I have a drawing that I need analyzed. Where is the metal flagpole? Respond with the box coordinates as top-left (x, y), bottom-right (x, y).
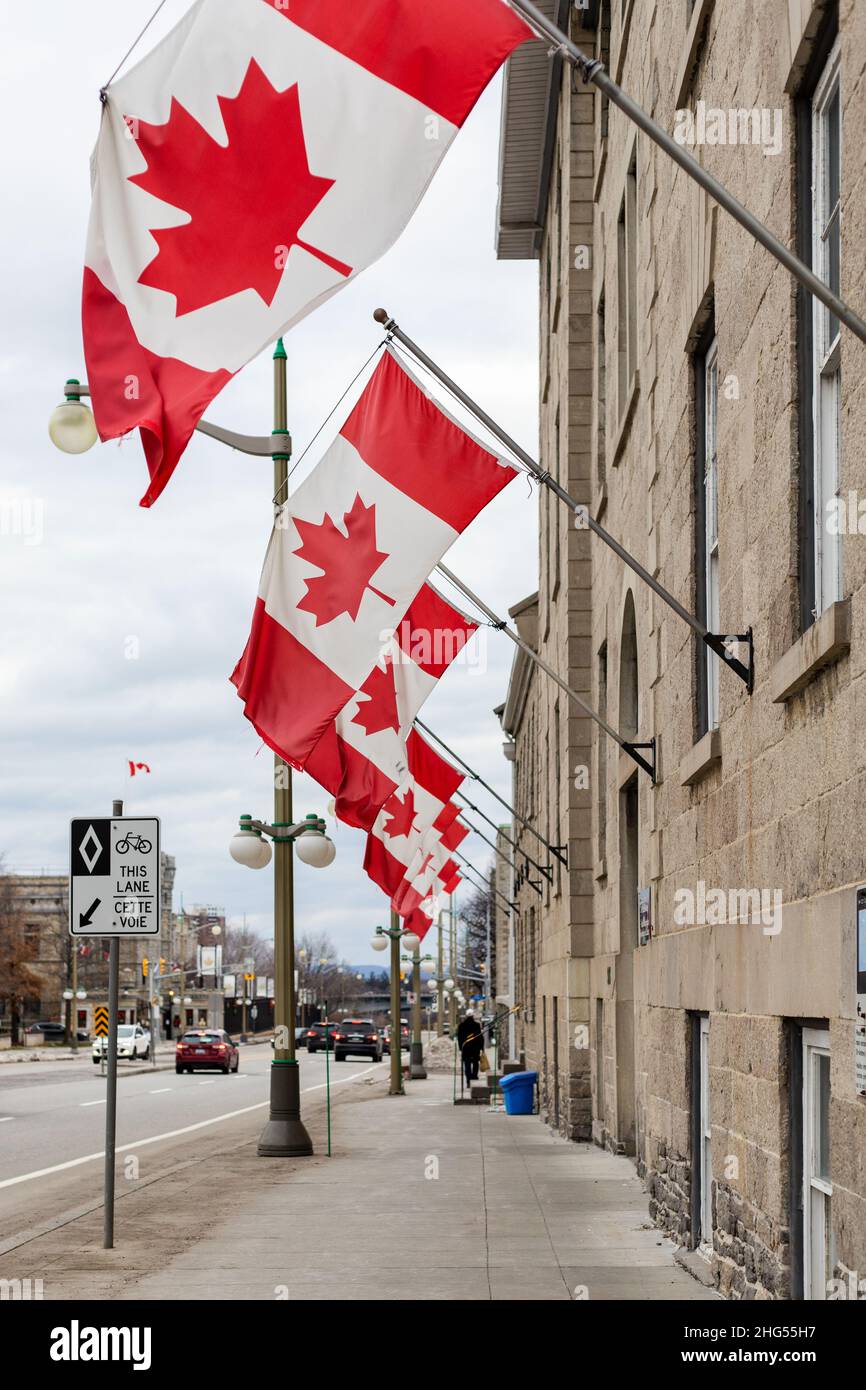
top-left (415, 718), bottom-right (567, 866)
top-left (454, 850), bottom-right (519, 914)
top-left (458, 812), bottom-right (542, 895)
top-left (375, 309), bottom-right (753, 692)
top-left (437, 560), bottom-right (655, 779)
top-left (506, 0), bottom-right (866, 348)
top-left (455, 788), bottom-right (552, 883)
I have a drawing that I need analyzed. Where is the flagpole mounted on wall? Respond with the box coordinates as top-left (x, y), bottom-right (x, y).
top-left (506, 0), bottom-right (866, 348)
top-left (373, 309), bottom-right (754, 697)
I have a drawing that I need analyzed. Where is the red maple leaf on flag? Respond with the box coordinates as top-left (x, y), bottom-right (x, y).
top-left (351, 659), bottom-right (400, 737)
top-left (127, 59), bottom-right (352, 317)
top-left (383, 790), bottom-right (419, 841)
top-left (293, 493), bottom-right (395, 627)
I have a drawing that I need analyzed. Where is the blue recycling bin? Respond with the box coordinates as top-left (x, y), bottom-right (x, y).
top-left (499, 1070), bottom-right (537, 1115)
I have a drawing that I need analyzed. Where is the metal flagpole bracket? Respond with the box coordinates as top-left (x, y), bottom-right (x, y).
top-left (506, 0), bottom-right (866, 347)
top-left (621, 738), bottom-right (656, 784)
top-left (378, 312), bottom-right (757, 710)
top-left (707, 628), bottom-right (754, 694)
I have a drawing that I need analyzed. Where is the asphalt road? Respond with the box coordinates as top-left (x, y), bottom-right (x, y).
top-left (0, 1044), bottom-right (386, 1254)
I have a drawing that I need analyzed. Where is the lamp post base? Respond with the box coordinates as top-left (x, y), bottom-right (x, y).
top-left (409, 1040), bottom-right (427, 1080)
top-left (258, 1061), bottom-right (313, 1156)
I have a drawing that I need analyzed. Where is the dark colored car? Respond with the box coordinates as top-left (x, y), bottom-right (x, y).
top-left (305, 1021), bottom-right (337, 1053)
top-left (332, 1019), bottom-right (383, 1062)
top-left (175, 1029), bottom-right (239, 1074)
top-left (26, 1022), bottom-right (66, 1039)
top-left (382, 1023), bottom-right (410, 1055)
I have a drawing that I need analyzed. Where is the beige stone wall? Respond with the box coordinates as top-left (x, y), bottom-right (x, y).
top-left (502, 7), bottom-right (598, 1141)
top-left (583, 0), bottom-right (866, 1295)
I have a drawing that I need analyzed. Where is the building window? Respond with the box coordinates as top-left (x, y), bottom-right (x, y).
top-left (616, 150), bottom-right (638, 424)
top-left (597, 643), bottom-right (608, 863)
top-left (811, 42), bottom-right (842, 617)
top-left (695, 322), bottom-right (720, 735)
top-left (596, 294), bottom-right (607, 487)
top-left (802, 1028), bottom-right (833, 1299)
top-left (797, 18), bottom-right (841, 629)
top-left (596, 1), bottom-right (611, 141)
top-left (690, 1013), bottom-right (713, 1252)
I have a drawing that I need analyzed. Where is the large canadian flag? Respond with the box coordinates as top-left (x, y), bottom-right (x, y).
top-left (81, 0), bottom-right (531, 505)
top-left (304, 582), bottom-right (477, 829)
top-left (232, 349), bottom-right (515, 766)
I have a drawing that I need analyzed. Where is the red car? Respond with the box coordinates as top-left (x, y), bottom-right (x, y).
top-left (175, 1029), bottom-right (239, 1075)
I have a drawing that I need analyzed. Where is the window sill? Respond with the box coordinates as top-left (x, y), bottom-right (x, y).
top-left (769, 598), bottom-right (851, 703)
top-left (674, 0), bottom-right (714, 108)
top-left (680, 727), bottom-right (721, 787)
top-left (611, 372), bottom-right (640, 468)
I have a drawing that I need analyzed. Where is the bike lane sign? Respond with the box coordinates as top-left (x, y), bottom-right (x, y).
top-left (69, 817), bottom-right (161, 936)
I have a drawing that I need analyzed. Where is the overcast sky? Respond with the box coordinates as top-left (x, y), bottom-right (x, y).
top-left (0, 1), bottom-right (539, 963)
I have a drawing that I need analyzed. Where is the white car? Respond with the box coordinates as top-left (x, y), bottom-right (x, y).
top-left (92, 1023), bottom-right (151, 1063)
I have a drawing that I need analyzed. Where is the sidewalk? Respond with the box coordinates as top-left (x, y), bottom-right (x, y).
top-left (130, 1074), bottom-right (716, 1300)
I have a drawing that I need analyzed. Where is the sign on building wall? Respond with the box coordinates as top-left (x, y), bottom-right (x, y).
top-left (638, 887), bottom-right (652, 947)
top-left (856, 887), bottom-right (866, 1098)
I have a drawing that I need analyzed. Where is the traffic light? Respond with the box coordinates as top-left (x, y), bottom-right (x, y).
top-left (142, 957), bottom-right (149, 981)
top-left (159, 958), bottom-right (166, 975)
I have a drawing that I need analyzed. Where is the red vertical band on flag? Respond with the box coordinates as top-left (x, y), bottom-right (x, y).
top-left (82, 268), bottom-right (232, 507)
top-left (340, 352), bottom-right (514, 532)
top-left (394, 583), bottom-right (476, 677)
top-left (231, 598), bottom-right (355, 766)
top-left (406, 728), bottom-right (463, 803)
top-left (263, 0), bottom-right (532, 128)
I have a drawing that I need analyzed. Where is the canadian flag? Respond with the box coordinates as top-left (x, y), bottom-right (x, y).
top-left (82, 0), bottom-right (531, 505)
top-left (232, 348), bottom-right (514, 767)
top-left (364, 728), bottom-right (465, 915)
top-left (304, 583), bottom-right (477, 830)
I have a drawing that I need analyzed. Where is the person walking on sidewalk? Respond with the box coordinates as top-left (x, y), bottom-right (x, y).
top-left (457, 1009), bottom-right (484, 1089)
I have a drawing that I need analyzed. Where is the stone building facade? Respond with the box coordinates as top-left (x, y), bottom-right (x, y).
top-left (497, 0), bottom-right (866, 1298)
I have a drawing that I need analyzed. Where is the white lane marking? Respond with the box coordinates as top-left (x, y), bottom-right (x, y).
top-left (198, 1080), bottom-right (216, 1086)
top-left (0, 1063), bottom-right (383, 1189)
top-left (149, 1088), bottom-right (172, 1094)
top-left (0, 1117), bottom-right (13, 1123)
top-left (80, 1099), bottom-right (106, 1107)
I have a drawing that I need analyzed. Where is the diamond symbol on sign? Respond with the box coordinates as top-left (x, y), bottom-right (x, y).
top-left (79, 824), bottom-right (103, 873)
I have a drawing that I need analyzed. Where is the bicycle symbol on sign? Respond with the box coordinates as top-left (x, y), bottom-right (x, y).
top-left (115, 832), bottom-right (152, 854)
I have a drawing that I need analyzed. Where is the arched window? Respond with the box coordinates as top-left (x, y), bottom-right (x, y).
top-left (619, 590), bottom-right (639, 739)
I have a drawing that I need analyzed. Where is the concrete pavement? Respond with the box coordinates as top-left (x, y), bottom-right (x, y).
top-left (0, 1066), bottom-right (717, 1300)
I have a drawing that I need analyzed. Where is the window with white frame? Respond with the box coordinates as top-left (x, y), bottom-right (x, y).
top-left (616, 150), bottom-right (638, 424)
top-left (811, 39), bottom-right (842, 617)
top-left (695, 324), bottom-right (719, 735)
top-left (703, 337), bottom-right (720, 730)
top-left (802, 1028), bottom-right (833, 1300)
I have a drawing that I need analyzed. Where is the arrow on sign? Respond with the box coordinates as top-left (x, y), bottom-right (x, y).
top-left (79, 898), bottom-right (101, 929)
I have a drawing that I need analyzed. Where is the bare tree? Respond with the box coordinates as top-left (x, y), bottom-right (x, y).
top-left (223, 926), bottom-right (273, 976)
top-left (0, 866), bottom-right (43, 1046)
top-left (459, 879), bottom-right (495, 985)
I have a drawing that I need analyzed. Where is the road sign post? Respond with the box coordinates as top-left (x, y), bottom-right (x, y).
top-left (69, 804), bottom-right (161, 1249)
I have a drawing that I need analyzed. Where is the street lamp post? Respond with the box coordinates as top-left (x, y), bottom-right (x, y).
top-left (230, 810), bottom-right (335, 1155)
top-left (51, 343), bottom-right (336, 1158)
top-left (401, 946), bottom-right (434, 1080)
top-left (370, 914), bottom-right (417, 1096)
